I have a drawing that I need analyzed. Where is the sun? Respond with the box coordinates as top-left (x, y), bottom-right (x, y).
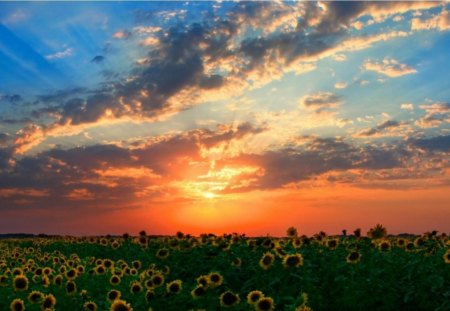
top-left (203, 192), bottom-right (216, 199)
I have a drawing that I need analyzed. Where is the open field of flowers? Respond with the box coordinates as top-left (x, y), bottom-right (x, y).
top-left (1, 226), bottom-right (449, 311)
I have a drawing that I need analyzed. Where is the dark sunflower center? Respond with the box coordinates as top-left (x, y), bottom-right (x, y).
top-left (222, 292), bottom-right (238, 305)
top-left (258, 299), bottom-right (272, 310)
top-left (286, 256), bottom-right (299, 266)
top-left (349, 252), bottom-right (360, 261)
top-left (15, 278), bottom-right (27, 289)
top-left (169, 283), bottom-right (180, 292)
top-left (194, 286), bottom-right (206, 296)
top-left (262, 256), bottom-right (272, 265)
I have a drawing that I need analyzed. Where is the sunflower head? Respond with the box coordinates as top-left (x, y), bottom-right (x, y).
top-left (256, 297), bottom-right (275, 311)
top-left (286, 226), bottom-right (298, 238)
top-left (346, 251), bottom-right (362, 264)
top-left (326, 239), bottom-right (339, 250)
top-left (282, 254), bottom-right (303, 268)
top-left (379, 240), bottom-right (391, 252)
top-left (66, 280), bottom-right (77, 294)
top-left (196, 275), bottom-right (209, 287)
top-left (151, 273), bottom-right (165, 287)
top-left (28, 290), bottom-right (44, 303)
top-left (130, 281), bottom-right (143, 294)
top-left (444, 250), bottom-right (450, 264)
top-left (145, 290), bottom-right (155, 302)
top-left (9, 299), bottom-right (25, 311)
top-left (107, 289), bottom-right (121, 302)
top-left (220, 291), bottom-right (240, 307)
top-left (207, 272), bottom-right (223, 287)
top-left (13, 275), bottom-right (28, 291)
top-left (83, 301), bottom-right (98, 311)
top-left (259, 252), bottom-right (275, 270)
top-left (191, 285), bottom-right (206, 298)
top-left (110, 275), bottom-right (121, 286)
top-left (41, 294), bottom-right (56, 310)
top-left (166, 280), bottom-right (182, 294)
top-left (110, 299), bottom-right (132, 311)
top-left (156, 248), bottom-right (169, 259)
top-left (247, 290), bottom-right (264, 305)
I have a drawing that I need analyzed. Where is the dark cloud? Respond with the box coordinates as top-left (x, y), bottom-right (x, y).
top-left (410, 135), bottom-right (450, 152)
top-left (0, 94), bottom-right (22, 104)
top-left (357, 120), bottom-right (402, 137)
top-left (91, 55), bottom-right (105, 63)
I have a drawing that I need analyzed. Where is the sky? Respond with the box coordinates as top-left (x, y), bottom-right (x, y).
top-left (0, 1), bottom-right (449, 236)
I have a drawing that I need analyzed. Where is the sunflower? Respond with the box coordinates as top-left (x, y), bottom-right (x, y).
top-left (145, 290), bottom-right (155, 302)
top-left (132, 260), bottom-right (141, 270)
top-left (414, 237), bottom-right (425, 247)
top-left (396, 238), bottom-right (406, 248)
top-left (282, 254), bottom-right (303, 268)
top-left (207, 272), bottom-right (223, 287)
top-left (346, 251), bottom-right (361, 264)
top-left (292, 238), bottom-right (303, 249)
top-left (166, 280), bottom-right (183, 294)
top-left (247, 290), bottom-right (264, 305)
top-left (220, 291), bottom-right (240, 307)
top-left (196, 275), bottom-right (209, 287)
top-left (191, 285), bottom-right (206, 298)
top-left (295, 307), bottom-right (313, 311)
top-left (13, 275), bottom-right (28, 291)
top-left (10, 299), bottom-right (25, 311)
top-left (444, 250), bottom-right (450, 264)
top-left (255, 297), bottom-right (275, 311)
top-left (54, 274), bottom-right (63, 286)
top-left (286, 226), bottom-right (298, 238)
top-left (405, 242), bottom-right (415, 252)
top-left (151, 273), bottom-right (165, 287)
top-left (83, 301), bottom-right (98, 311)
top-left (110, 299), bottom-right (132, 311)
top-left (156, 248), bottom-right (169, 259)
top-left (379, 240), bottom-right (391, 252)
top-left (231, 258), bottom-right (242, 267)
top-left (259, 252), bottom-right (275, 270)
top-left (41, 294), bottom-right (56, 310)
top-left (41, 276), bottom-right (50, 287)
top-left (95, 265), bottom-right (106, 275)
top-left (130, 281), bottom-right (143, 294)
top-left (28, 290), bottom-right (44, 303)
top-left (107, 289), bottom-right (121, 302)
top-left (326, 239), bottom-right (339, 250)
top-left (0, 275), bottom-right (8, 286)
top-left (110, 275), bottom-right (121, 286)
top-left (66, 280), bottom-right (77, 295)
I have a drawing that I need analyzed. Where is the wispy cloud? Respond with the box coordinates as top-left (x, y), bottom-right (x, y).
top-left (362, 57), bottom-right (417, 77)
top-left (45, 47), bottom-right (73, 60)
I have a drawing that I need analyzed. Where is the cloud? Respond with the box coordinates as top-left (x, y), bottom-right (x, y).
top-left (112, 30), bottom-right (132, 39)
top-left (6, 2), bottom-right (437, 154)
top-left (362, 57), bottom-right (417, 77)
top-left (355, 120), bottom-right (408, 137)
top-left (299, 92), bottom-right (342, 114)
top-left (415, 102), bottom-right (450, 128)
top-left (334, 82), bottom-right (348, 89)
top-left (410, 135), bottom-right (450, 152)
top-left (45, 47), bottom-right (73, 60)
top-left (411, 10), bottom-right (450, 31)
top-left (90, 55), bottom-right (105, 63)
top-left (401, 103), bottom-right (414, 110)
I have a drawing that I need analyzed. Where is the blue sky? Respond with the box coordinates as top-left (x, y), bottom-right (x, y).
top-left (0, 1), bottom-right (449, 235)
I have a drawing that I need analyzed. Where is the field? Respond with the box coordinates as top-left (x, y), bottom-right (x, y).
top-left (1, 226), bottom-right (449, 311)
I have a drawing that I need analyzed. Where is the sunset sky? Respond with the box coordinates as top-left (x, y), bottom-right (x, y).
top-left (0, 1), bottom-right (449, 236)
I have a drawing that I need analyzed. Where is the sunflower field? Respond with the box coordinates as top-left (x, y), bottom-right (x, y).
top-left (0, 226), bottom-right (449, 311)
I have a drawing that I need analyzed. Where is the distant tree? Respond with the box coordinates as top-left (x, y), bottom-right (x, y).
top-left (367, 224), bottom-right (387, 239)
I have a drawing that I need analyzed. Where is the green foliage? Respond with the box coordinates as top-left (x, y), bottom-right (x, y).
top-left (0, 231), bottom-right (449, 311)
